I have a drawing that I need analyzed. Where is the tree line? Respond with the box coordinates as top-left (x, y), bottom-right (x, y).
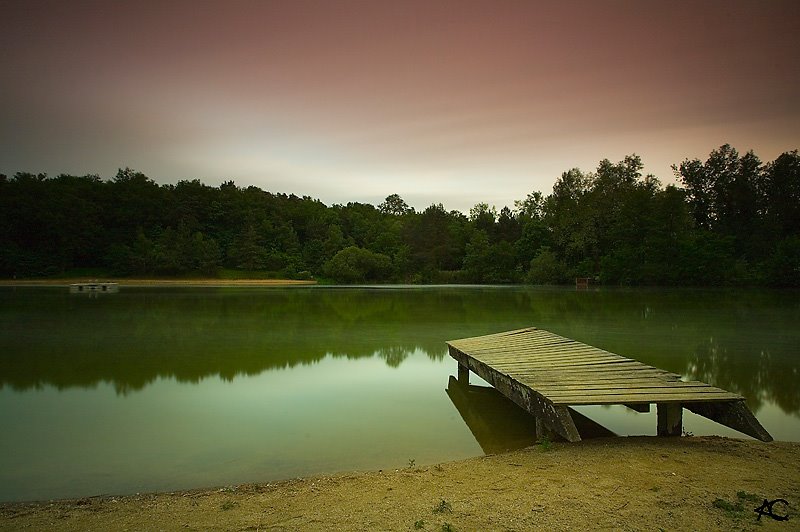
top-left (1, 144), bottom-right (797, 286)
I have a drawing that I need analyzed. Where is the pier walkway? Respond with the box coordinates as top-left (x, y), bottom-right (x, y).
top-left (447, 327), bottom-right (772, 443)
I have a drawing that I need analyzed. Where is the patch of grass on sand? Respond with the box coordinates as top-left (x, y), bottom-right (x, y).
top-left (713, 490), bottom-right (767, 520)
top-left (537, 434), bottom-right (552, 451)
top-left (712, 497), bottom-right (745, 518)
top-left (433, 500), bottom-right (452, 514)
top-left (220, 500), bottom-right (237, 511)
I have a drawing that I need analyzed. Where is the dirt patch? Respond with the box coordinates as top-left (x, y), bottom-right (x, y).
top-left (2, 436), bottom-right (797, 531)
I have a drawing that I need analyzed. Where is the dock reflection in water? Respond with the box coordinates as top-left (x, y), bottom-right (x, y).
top-left (445, 375), bottom-right (616, 453)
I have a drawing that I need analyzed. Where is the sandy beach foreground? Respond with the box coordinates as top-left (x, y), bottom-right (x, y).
top-left (1, 437), bottom-right (797, 531)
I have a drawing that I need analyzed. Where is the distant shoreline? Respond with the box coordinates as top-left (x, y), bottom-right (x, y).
top-left (0, 279), bottom-right (317, 287)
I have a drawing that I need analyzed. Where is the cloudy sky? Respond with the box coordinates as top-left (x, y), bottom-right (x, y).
top-left (1, 0), bottom-right (798, 212)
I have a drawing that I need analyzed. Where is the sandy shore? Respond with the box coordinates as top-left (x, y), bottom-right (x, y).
top-left (1, 436), bottom-right (797, 531)
top-left (0, 278), bottom-right (317, 287)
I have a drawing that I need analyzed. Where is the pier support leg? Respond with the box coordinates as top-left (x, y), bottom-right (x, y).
top-left (657, 403), bottom-right (683, 436)
top-left (536, 417), bottom-right (556, 442)
top-left (685, 400), bottom-right (773, 442)
top-left (457, 363), bottom-right (469, 385)
top-left (448, 345), bottom-right (581, 442)
top-left (540, 405), bottom-right (581, 442)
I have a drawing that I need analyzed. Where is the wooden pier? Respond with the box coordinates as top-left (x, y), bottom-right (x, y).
top-left (69, 282), bottom-right (118, 294)
top-left (447, 327), bottom-right (773, 443)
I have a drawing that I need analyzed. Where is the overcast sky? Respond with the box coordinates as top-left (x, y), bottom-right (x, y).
top-left (1, 0), bottom-right (798, 212)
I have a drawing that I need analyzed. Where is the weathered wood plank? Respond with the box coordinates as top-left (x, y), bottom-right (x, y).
top-left (550, 393), bottom-right (740, 405)
top-left (530, 381), bottom-right (728, 392)
top-left (514, 373), bottom-right (681, 383)
top-left (520, 378), bottom-right (685, 387)
top-left (475, 347), bottom-right (612, 359)
top-left (479, 350), bottom-right (626, 362)
top-left (542, 387), bottom-right (735, 398)
top-left (458, 344), bottom-right (588, 356)
top-left (513, 367), bottom-right (676, 375)
top-left (452, 336), bottom-right (574, 350)
top-left (490, 359), bottom-right (644, 369)
top-left (460, 337), bottom-right (591, 349)
top-left (685, 400), bottom-right (773, 442)
top-left (481, 358), bottom-right (630, 369)
top-left (514, 369), bottom-right (680, 379)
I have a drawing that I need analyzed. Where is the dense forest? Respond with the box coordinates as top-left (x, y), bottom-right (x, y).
top-left (1, 144), bottom-right (798, 286)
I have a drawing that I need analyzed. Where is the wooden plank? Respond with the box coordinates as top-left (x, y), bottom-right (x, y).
top-left (529, 381), bottom-right (724, 392)
top-left (541, 387), bottom-right (734, 398)
top-left (550, 393), bottom-right (740, 405)
top-left (514, 371), bottom-right (681, 386)
top-left (520, 378), bottom-right (686, 387)
top-left (452, 335), bottom-right (573, 350)
top-left (449, 328), bottom-right (542, 342)
top-left (514, 368), bottom-right (679, 378)
top-left (482, 351), bottom-right (624, 361)
top-left (489, 364), bottom-right (620, 372)
top-left (685, 401), bottom-right (773, 442)
top-left (494, 360), bottom-right (637, 370)
top-left (490, 353), bottom-right (631, 364)
top-left (463, 339), bottom-right (595, 351)
top-left (446, 328), bottom-right (536, 345)
top-left (473, 347), bottom-right (610, 359)
top-left (513, 367), bottom-right (676, 375)
top-left (458, 343), bottom-right (585, 356)
top-left (489, 361), bottom-right (638, 372)
top-left (512, 366), bottom-right (674, 375)
top-left (456, 334), bottom-right (570, 346)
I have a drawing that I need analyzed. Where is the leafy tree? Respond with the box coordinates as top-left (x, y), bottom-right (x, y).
top-left (762, 150), bottom-right (800, 239)
top-left (463, 230), bottom-right (492, 282)
top-left (514, 191), bottom-right (544, 220)
top-left (229, 222), bottom-right (268, 271)
top-left (378, 194), bottom-right (412, 216)
top-left (527, 248), bottom-right (564, 284)
top-left (495, 206), bottom-right (521, 243)
top-left (404, 203), bottom-right (465, 273)
top-left (468, 202), bottom-right (497, 234)
top-left (324, 246), bottom-right (392, 283)
top-left (765, 236), bottom-right (800, 287)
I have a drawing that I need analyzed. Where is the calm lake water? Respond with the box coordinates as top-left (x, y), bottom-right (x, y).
top-left (1, 286), bottom-right (798, 502)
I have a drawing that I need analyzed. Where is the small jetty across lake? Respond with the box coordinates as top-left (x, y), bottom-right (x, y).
top-left (447, 327), bottom-right (773, 443)
top-left (69, 282), bottom-right (119, 294)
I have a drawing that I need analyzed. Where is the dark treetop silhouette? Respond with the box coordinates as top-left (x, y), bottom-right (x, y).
top-left (1, 145), bottom-right (798, 286)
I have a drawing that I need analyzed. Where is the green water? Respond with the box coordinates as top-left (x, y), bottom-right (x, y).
top-left (1, 286), bottom-right (798, 502)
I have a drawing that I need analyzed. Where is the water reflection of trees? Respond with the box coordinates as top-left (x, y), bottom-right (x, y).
top-left (0, 287), bottom-right (797, 412)
top-left (686, 336), bottom-right (799, 415)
